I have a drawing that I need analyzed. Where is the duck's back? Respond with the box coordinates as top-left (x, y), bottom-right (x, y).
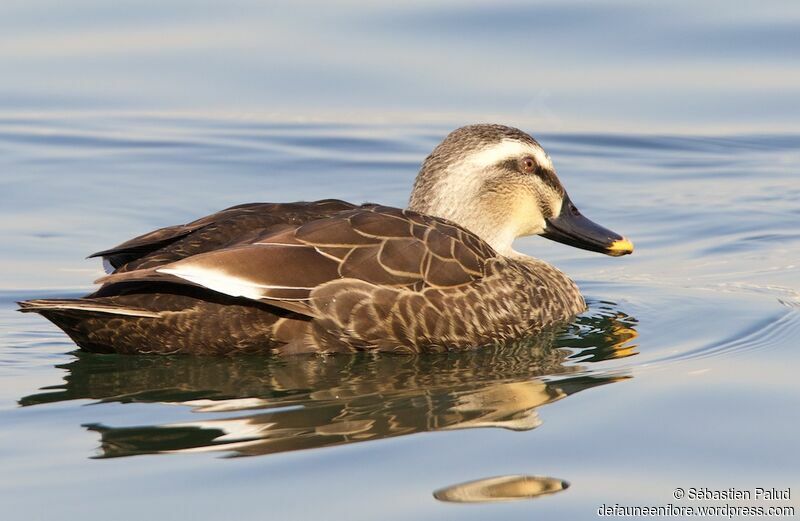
top-left (91, 199), bottom-right (358, 273)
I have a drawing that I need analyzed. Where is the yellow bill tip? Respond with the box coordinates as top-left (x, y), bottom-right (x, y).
top-left (607, 238), bottom-right (634, 256)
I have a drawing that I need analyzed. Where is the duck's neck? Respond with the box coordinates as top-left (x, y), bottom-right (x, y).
top-left (408, 178), bottom-right (519, 256)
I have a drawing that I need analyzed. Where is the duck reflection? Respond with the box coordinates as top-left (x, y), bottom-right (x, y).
top-left (19, 303), bottom-right (638, 459)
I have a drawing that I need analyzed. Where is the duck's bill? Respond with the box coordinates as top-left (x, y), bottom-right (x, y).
top-left (541, 196), bottom-right (633, 257)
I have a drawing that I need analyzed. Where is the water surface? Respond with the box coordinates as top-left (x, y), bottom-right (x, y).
top-left (1, 114), bottom-right (798, 520)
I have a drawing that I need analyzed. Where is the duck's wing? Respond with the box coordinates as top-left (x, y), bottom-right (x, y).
top-left (89, 199), bottom-right (358, 273)
top-left (96, 205), bottom-right (497, 317)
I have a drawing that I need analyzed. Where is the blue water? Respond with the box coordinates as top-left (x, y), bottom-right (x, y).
top-left (1, 2), bottom-right (799, 520)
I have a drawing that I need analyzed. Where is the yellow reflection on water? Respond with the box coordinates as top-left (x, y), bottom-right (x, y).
top-left (434, 475), bottom-right (569, 503)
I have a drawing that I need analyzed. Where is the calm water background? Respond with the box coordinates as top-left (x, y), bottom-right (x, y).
top-left (1, 1), bottom-right (799, 520)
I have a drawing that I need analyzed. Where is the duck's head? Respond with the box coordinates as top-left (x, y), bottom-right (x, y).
top-left (408, 124), bottom-right (633, 257)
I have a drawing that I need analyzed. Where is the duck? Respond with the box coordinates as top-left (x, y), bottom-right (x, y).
top-left (18, 124), bottom-right (633, 355)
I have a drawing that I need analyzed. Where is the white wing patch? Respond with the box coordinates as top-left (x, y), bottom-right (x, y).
top-left (157, 266), bottom-right (315, 301)
top-left (157, 266), bottom-right (265, 300)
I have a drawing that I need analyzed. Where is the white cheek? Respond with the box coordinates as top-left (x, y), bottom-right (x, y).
top-left (527, 217), bottom-right (547, 235)
top-left (520, 204), bottom-right (547, 236)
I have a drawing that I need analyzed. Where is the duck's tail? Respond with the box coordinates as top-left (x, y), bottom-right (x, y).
top-left (17, 294), bottom-right (297, 355)
top-left (18, 299), bottom-right (164, 354)
top-left (18, 299), bottom-right (162, 318)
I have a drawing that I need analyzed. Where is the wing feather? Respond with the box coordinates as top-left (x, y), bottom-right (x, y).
top-left (92, 204), bottom-right (498, 321)
top-left (91, 199), bottom-right (357, 272)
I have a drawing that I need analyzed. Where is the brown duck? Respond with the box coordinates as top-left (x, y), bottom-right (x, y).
top-left (19, 124), bottom-right (633, 355)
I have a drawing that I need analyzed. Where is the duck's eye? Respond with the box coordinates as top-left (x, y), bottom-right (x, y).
top-left (519, 156), bottom-right (537, 174)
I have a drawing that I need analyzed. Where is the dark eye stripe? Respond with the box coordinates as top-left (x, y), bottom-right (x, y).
top-left (500, 159), bottom-right (518, 171)
top-left (499, 159), bottom-right (565, 194)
